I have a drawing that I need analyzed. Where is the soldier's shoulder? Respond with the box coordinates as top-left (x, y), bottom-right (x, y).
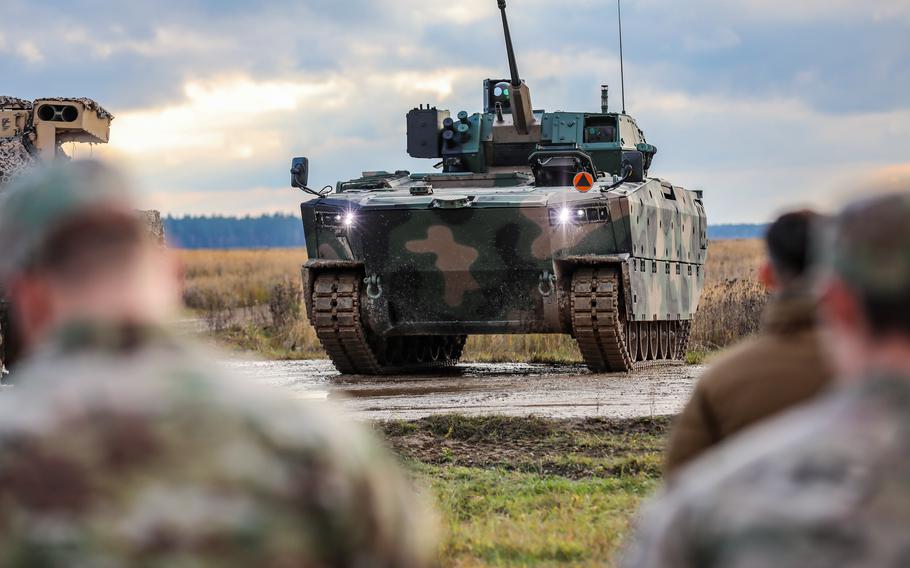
top-left (692, 335), bottom-right (770, 388)
top-left (661, 391), bottom-right (844, 504)
top-left (3, 340), bottom-right (364, 454)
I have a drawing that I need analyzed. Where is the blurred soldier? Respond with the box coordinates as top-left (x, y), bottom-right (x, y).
top-left (621, 192), bottom-right (910, 567)
top-left (664, 211), bottom-right (832, 476)
top-left (0, 160), bottom-right (435, 567)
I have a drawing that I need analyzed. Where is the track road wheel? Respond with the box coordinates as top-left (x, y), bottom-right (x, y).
top-left (626, 320), bottom-right (639, 362)
top-left (668, 322), bottom-right (679, 359)
top-left (648, 322), bottom-right (659, 360)
top-left (638, 321), bottom-right (648, 362)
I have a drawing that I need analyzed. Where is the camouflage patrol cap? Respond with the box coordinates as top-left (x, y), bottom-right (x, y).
top-left (0, 159), bottom-right (137, 282)
top-left (824, 192), bottom-right (910, 297)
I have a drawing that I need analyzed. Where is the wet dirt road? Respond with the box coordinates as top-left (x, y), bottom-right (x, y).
top-left (225, 359), bottom-right (704, 420)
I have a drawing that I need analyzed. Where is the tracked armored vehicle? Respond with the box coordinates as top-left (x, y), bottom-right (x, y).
top-left (0, 96), bottom-right (164, 374)
top-left (291, 1), bottom-right (707, 374)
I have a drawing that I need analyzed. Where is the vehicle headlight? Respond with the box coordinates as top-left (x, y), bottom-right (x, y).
top-left (548, 205), bottom-right (611, 226)
top-left (315, 208), bottom-right (357, 229)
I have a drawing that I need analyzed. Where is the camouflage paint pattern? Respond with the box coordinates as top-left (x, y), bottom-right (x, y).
top-left (300, 172), bottom-right (706, 336)
top-left (0, 323), bottom-right (435, 566)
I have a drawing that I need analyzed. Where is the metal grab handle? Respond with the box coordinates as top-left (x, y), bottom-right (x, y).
top-left (364, 275), bottom-right (383, 300)
top-left (538, 271), bottom-right (557, 297)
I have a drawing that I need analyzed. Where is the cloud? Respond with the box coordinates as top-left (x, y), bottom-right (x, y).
top-left (682, 28), bottom-right (740, 52)
top-left (108, 76), bottom-right (339, 159)
top-left (622, 87), bottom-right (910, 221)
top-left (848, 163), bottom-right (910, 198)
top-left (61, 27), bottom-right (230, 59)
top-left (147, 186), bottom-right (302, 217)
top-left (14, 41), bottom-right (43, 64)
top-left (4, 0), bottom-right (907, 223)
top-left (637, 0), bottom-right (910, 24)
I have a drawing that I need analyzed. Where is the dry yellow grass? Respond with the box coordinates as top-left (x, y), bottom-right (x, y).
top-left (180, 248), bottom-right (304, 310)
top-left (179, 241), bottom-right (768, 361)
top-left (691, 239), bottom-right (768, 350)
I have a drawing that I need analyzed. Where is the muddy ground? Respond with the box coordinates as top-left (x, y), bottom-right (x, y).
top-left (226, 359), bottom-right (703, 421)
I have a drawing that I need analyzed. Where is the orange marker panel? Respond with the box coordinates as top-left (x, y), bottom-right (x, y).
top-left (573, 171), bottom-right (594, 193)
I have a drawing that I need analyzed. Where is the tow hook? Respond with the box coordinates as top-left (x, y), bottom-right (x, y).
top-left (538, 271), bottom-right (557, 297)
top-left (364, 274), bottom-right (383, 300)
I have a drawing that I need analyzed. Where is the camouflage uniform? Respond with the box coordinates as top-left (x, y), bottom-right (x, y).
top-left (0, 322), bottom-right (435, 567)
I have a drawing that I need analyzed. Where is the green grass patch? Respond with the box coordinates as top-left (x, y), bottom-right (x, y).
top-left (379, 414), bottom-right (671, 567)
top-left (423, 464), bottom-right (655, 566)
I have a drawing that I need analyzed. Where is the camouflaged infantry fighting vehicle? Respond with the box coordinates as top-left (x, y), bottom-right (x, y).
top-left (290, 0), bottom-right (707, 374)
top-left (0, 96), bottom-right (164, 374)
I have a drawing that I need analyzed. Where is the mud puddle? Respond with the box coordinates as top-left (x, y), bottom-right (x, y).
top-left (224, 359), bottom-right (703, 420)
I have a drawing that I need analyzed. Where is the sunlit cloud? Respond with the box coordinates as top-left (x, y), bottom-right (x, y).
top-left (15, 41), bottom-right (43, 64)
top-left (862, 163), bottom-right (910, 196)
top-left (108, 76), bottom-right (339, 159)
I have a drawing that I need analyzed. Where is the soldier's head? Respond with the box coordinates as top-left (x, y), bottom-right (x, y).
top-left (0, 160), bottom-right (179, 351)
top-left (759, 210), bottom-right (819, 292)
top-left (817, 192), bottom-right (910, 378)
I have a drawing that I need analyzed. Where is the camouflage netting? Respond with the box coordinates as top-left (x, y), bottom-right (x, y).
top-left (140, 210), bottom-right (166, 245)
top-left (0, 97), bottom-right (32, 111)
top-left (0, 137), bottom-right (37, 187)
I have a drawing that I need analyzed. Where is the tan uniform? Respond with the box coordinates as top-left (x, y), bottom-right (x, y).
top-left (665, 291), bottom-right (832, 476)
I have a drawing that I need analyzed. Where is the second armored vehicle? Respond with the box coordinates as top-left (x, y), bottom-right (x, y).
top-left (0, 96), bottom-right (164, 374)
top-left (291, 1), bottom-right (707, 374)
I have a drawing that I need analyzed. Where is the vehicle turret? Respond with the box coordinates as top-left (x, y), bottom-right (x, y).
top-left (403, 1), bottom-right (656, 187)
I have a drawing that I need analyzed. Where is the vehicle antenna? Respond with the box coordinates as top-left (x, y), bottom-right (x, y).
top-left (617, 0), bottom-right (626, 114)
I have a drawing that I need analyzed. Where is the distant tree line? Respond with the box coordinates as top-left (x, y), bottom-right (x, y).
top-left (163, 214), bottom-right (768, 250)
top-left (707, 224), bottom-right (768, 240)
top-left (163, 214), bottom-right (305, 249)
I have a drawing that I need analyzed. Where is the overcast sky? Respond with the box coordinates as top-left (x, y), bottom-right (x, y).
top-left (3, 0), bottom-right (908, 223)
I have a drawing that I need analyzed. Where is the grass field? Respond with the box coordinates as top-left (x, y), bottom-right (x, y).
top-left (178, 239), bottom-right (768, 362)
top-left (379, 414), bottom-right (668, 567)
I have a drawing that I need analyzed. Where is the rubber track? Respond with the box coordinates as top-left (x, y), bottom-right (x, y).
top-left (311, 270), bottom-right (466, 375)
top-left (571, 266), bottom-right (634, 372)
top-left (571, 266), bottom-right (689, 373)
